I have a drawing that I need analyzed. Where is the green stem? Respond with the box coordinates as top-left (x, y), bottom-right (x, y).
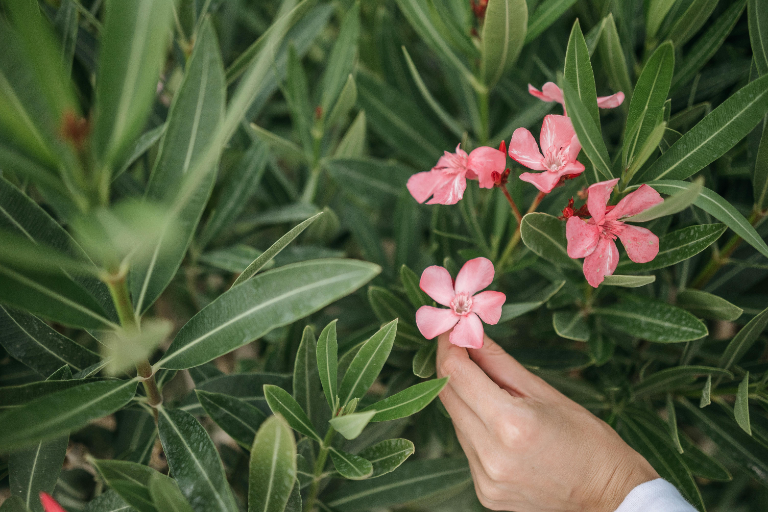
top-left (304, 427), bottom-right (336, 512)
top-left (502, 186), bottom-right (523, 224)
top-left (689, 210), bottom-right (765, 289)
top-left (104, 269), bottom-right (162, 420)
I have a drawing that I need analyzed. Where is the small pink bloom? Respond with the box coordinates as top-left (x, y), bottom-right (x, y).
top-left (508, 115), bottom-right (585, 193)
top-left (565, 178), bottom-right (663, 287)
top-left (528, 82), bottom-right (625, 111)
top-left (415, 258), bottom-right (506, 349)
top-left (407, 144), bottom-right (506, 205)
top-left (41, 493), bottom-right (67, 512)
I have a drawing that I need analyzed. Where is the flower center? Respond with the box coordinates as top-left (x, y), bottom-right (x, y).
top-left (451, 293), bottom-right (473, 316)
top-left (543, 146), bottom-right (567, 172)
top-left (599, 219), bottom-right (624, 240)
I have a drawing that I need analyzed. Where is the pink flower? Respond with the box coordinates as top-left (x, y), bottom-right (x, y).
top-left (528, 82), bottom-right (625, 111)
top-left (508, 115), bottom-right (585, 193)
top-left (41, 493), bottom-right (67, 512)
top-left (407, 144), bottom-right (506, 205)
top-left (415, 257), bottom-right (506, 349)
top-left (565, 178), bottom-right (663, 287)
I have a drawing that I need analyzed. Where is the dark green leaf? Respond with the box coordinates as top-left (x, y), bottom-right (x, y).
top-left (754, 120), bottom-right (768, 211)
top-left (248, 415), bottom-right (297, 512)
top-left (359, 439), bottom-right (414, 478)
top-left (157, 407), bottom-right (238, 512)
top-left (196, 390), bottom-right (267, 449)
top-left (521, 213), bottom-right (580, 269)
top-left (179, 373), bottom-right (290, 415)
top-left (735, 372), bottom-right (752, 435)
top-left (9, 437), bottom-right (68, 512)
top-left (362, 378), bottom-right (447, 422)
top-left (321, 4), bottom-right (360, 112)
top-left (601, 275), bottom-right (656, 287)
top-left (82, 490), bottom-right (132, 512)
top-left (676, 290), bottom-right (743, 321)
top-left (562, 81), bottom-right (612, 179)
top-left (634, 366), bottom-right (733, 398)
top-left (149, 473), bottom-right (194, 512)
top-left (293, 326), bottom-right (328, 433)
top-left (678, 432), bottom-right (732, 481)
top-left (524, 0), bottom-right (577, 44)
top-left (92, 459), bottom-right (162, 512)
top-left (339, 320), bottom-right (397, 407)
top-left (330, 448), bottom-right (373, 480)
top-left (552, 311), bottom-right (590, 341)
top-left (317, 320), bottom-right (339, 412)
top-left (594, 298), bottom-right (708, 343)
top-left (0, 379), bottom-right (137, 450)
top-left (618, 224), bottom-right (726, 273)
top-left (597, 14), bottom-right (632, 98)
top-left (499, 280), bottom-right (565, 321)
top-left (158, 259), bottom-right (379, 370)
top-left (264, 385), bottom-right (322, 442)
top-left (412, 343), bottom-right (437, 378)
top-left (330, 411), bottom-right (376, 440)
top-left (481, 0), bottom-right (527, 88)
top-left (564, 20), bottom-right (599, 127)
top-left (400, 265), bottom-right (431, 309)
top-left (719, 305), bottom-right (768, 370)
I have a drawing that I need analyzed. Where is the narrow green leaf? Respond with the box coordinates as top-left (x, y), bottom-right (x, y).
top-left (0, 379), bottom-right (137, 450)
top-left (499, 280), bottom-right (566, 321)
top-left (113, 124), bottom-right (166, 180)
top-left (9, 437), bottom-right (68, 512)
top-left (594, 298), bottom-right (708, 343)
top-left (562, 81), bottom-right (612, 179)
top-left (284, 46), bottom-right (313, 157)
top-left (678, 431), bottom-right (732, 481)
top-left (199, 140), bottom-right (269, 248)
top-left (619, 224), bottom-right (726, 273)
top-left (601, 275), bottom-right (656, 287)
top-left (0, 379), bottom-right (99, 409)
top-left (412, 343), bottom-right (437, 378)
top-left (248, 415), bottom-right (297, 512)
top-left (672, 0), bottom-right (746, 91)
top-left (619, 412), bottom-right (704, 509)
top-left (634, 366), bottom-right (733, 398)
top-left (149, 473), bottom-right (194, 512)
top-left (623, 122), bottom-right (667, 182)
top-left (339, 320), bottom-right (397, 407)
top-left (325, 458), bottom-right (471, 511)
top-left (293, 326), bottom-right (328, 432)
top-left (157, 407), bottom-right (238, 512)
top-left (329, 410), bottom-right (376, 440)
top-left (321, 4), bottom-right (360, 112)
top-left (646, 180), bottom-right (768, 259)
top-left (0, 307), bottom-right (99, 376)
top-left (92, 459), bottom-right (162, 512)
top-left (700, 375), bottom-right (712, 408)
top-left (735, 372), bottom-right (752, 435)
top-left (159, 259), bottom-right (379, 370)
top-left (326, 75), bottom-right (357, 129)
top-left (317, 320), bottom-right (339, 412)
top-left (646, 0), bottom-right (677, 40)
top-left (179, 373), bottom-right (290, 415)
top-left (284, 483), bottom-right (301, 512)
top-left (359, 439), bottom-right (414, 478)
top-left (597, 14), bottom-right (633, 99)
top-left (520, 213), bottom-right (581, 269)
top-left (719, 305), bottom-right (768, 370)
top-left (635, 74), bottom-right (768, 183)
top-left (231, 213), bottom-right (324, 288)
top-left (587, 327), bottom-right (614, 366)
top-left (524, 0), bottom-right (577, 44)
top-left (666, 394), bottom-right (684, 454)
top-left (334, 111), bottom-right (367, 158)
top-left (92, 0), bottom-right (174, 170)
top-left (131, 18), bottom-right (225, 313)
top-left (82, 490), bottom-right (132, 512)
top-left (754, 121), bottom-right (768, 211)
top-left (680, 399), bottom-right (768, 483)
top-left (552, 311), bottom-right (590, 341)
top-left (362, 378), bottom-right (447, 422)
top-left (668, 0), bottom-right (718, 49)
top-left (750, 0), bottom-right (768, 76)
top-left (54, 0), bottom-right (78, 78)
top-left (676, 290), bottom-right (743, 321)
top-left (0, 497), bottom-right (30, 512)
top-left (196, 390), bottom-right (267, 449)
top-left (330, 448), bottom-right (373, 480)
top-left (264, 385), bottom-right (322, 442)
top-left (324, 158), bottom-right (412, 207)
top-left (564, 20), bottom-right (599, 126)
top-left (481, 0), bottom-right (527, 88)
top-left (400, 265), bottom-right (432, 309)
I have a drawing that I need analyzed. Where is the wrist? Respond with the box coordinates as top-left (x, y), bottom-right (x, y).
top-left (588, 453), bottom-right (659, 512)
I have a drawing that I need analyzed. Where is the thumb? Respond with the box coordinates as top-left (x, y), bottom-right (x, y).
top-left (469, 334), bottom-right (553, 399)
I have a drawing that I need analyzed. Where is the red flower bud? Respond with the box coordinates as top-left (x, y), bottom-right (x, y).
top-left (498, 140), bottom-right (506, 154)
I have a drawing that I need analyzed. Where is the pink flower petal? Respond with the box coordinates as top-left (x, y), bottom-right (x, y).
top-left (454, 257), bottom-right (495, 295)
top-left (586, 178), bottom-right (620, 223)
top-left (608, 184), bottom-right (663, 220)
top-left (582, 237), bottom-right (619, 287)
top-left (426, 172), bottom-right (467, 205)
top-left (508, 128), bottom-right (546, 170)
top-left (519, 170), bottom-right (563, 193)
top-left (420, 265), bottom-right (455, 306)
top-left (407, 171), bottom-right (440, 203)
top-left (468, 146), bottom-right (507, 189)
top-left (617, 224), bottom-right (659, 263)
top-left (597, 91), bottom-right (625, 109)
top-left (542, 82), bottom-right (564, 104)
top-left (472, 291), bottom-right (506, 324)
top-left (528, 84), bottom-right (548, 101)
top-left (568, 133), bottom-right (582, 162)
top-left (449, 313), bottom-right (484, 349)
top-left (41, 493), bottom-right (67, 512)
top-left (566, 217), bottom-right (600, 258)
top-left (540, 115), bottom-right (575, 154)
top-left (561, 161), bottom-right (586, 175)
top-left (415, 306), bottom-right (460, 340)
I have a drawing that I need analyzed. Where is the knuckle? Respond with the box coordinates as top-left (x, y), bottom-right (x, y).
top-left (476, 477), bottom-right (506, 503)
top-left (481, 455), bottom-right (510, 483)
top-left (439, 354), bottom-right (464, 379)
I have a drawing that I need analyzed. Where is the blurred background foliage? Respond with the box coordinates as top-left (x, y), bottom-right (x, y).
top-left (1, 0), bottom-right (768, 511)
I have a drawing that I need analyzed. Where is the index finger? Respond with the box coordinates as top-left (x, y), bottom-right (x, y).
top-left (436, 331), bottom-right (519, 420)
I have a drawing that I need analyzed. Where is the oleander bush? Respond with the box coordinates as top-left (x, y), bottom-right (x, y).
top-left (1, 0), bottom-right (768, 511)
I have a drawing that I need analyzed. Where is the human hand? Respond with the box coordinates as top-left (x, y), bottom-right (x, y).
top-left (436, 332), bottom-right (658, 512)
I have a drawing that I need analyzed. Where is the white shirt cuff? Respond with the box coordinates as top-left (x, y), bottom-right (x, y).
top-left (614, 479), bottom-right (697, 512)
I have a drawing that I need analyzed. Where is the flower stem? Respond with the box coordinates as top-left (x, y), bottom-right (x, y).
top-left (502, 186), bottom-right (523, 224)
top-left (497, 192), bottom-right (547, 271)
top-left (104, 269), bottom-right (162, 421)
top-left (304, 427), bottom-right (336, 512)
top-left (689, 210), bottom-right (765, 289)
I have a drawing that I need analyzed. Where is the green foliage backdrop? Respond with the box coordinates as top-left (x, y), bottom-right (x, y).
top-left (0, 0), bottom-right (767, 511)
